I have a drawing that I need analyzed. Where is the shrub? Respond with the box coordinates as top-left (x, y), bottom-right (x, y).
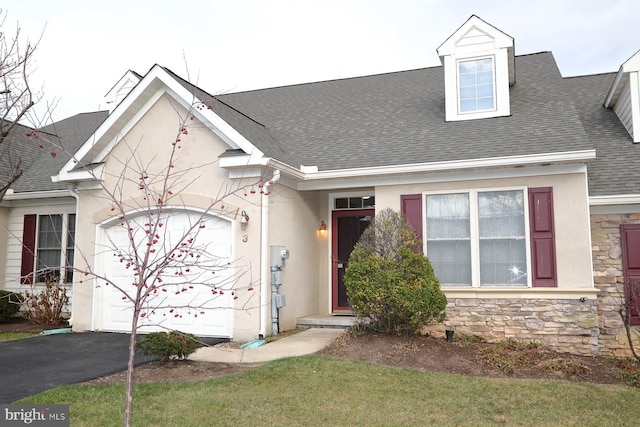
top-left (344, 208), bottom-right (447, 334)
top-left (136, 330), bottom-right (202, 361)
top-left (22, 275), bottom-right (69, 324)
top-left (0, 290), bottom-right (23, 321)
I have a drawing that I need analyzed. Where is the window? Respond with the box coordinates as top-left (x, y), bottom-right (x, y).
top-left (425, 190), bottom-right (527, 287)
top-left (458, 58), bottom-right (495, 113)
top-left (21, 214), bottom-right (76, 283)
top-left (334, 196), bottom-right (375, 209)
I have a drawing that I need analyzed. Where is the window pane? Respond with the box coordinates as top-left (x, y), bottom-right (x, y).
top-left (477, 58), bottom-right (493, 71)
top-left (478, 191), bottom-right (527, 286)
top-left (460, 99), bottom-right (476, 112)
top-left (460, 86), bottom-right (477, 99)
top-left (476, 83), bottom-right (493, 97)
top-left (37, 215), bottom-right (63, 282)
top-left (428, 240), bottom-right (472, 285)
top-left (349, 197), bottom-right (363, 209)
top-left (477, 70), bottom-right (493, 84)
top-left (477, 97), bottom-right (495, 110)
top-left (426, 194), bottom-right (471, 285)
top-left (459, 73), bottom-right (476, 87)
top-left (335, 198), bottom-right (348, 209)
top-left (458, 58), bottom-right (494, 112)
top-left (363, 196), bottom-right (375, 208)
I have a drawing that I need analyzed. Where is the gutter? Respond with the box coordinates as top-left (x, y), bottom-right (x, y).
top-left (258, 169), bottom-right (280, 338)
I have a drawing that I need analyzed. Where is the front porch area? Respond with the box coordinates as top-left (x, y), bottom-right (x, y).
top-left (296, 314), bottom-right (356, 330)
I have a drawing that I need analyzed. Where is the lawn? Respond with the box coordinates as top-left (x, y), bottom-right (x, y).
top-left (17, 355), bottom-right (640, 426)
top-left (0, 332), bottom-right (37, 342)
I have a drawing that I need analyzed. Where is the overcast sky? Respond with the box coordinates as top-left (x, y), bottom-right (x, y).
top-left (5, 0), bottom-right (640, 121)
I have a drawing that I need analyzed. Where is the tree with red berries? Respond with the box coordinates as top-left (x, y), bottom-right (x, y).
top-left (30, 93), bottom-right (266, 426)
top-left (0, 9), bottom-right (44, 201)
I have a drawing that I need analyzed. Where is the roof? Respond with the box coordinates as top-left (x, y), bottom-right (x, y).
top-left (11, 111), bottom-right (108, 193)
top-left (563, 72), bottom-right (640, 197)
top-left (217, 52), bottom-right (594, 172)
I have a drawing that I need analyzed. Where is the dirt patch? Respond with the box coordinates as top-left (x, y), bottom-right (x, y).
top-left (0, 317), bottom-right (69, 333)
top-left (0, 318), bottom-right (632, 386)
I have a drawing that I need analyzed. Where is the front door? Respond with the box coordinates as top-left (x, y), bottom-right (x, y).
top-left (332, 209), bottom-right (374, 312)
top-left (622, 224), bottom-right (640, 325)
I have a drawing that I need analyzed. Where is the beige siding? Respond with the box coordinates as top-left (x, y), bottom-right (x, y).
top-left (266, 184), bottom-right (321, 332)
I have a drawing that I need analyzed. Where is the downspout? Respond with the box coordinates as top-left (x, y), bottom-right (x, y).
top-left (259, 169), bottom-right (280, 338)
top-left (68, 184), bottom-right (80, 329)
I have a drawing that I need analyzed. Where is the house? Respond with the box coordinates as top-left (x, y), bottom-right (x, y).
top-left (2, 15), bottom-right (640, 356)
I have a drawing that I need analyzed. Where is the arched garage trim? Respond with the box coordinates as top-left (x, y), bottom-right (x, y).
top-left (92, 206), bottom-right (235, 337)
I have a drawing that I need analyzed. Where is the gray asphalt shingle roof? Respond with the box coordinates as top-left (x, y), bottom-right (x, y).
top-left (563, 72), bottom-right (640, 196)
top-left (217, 52), bottom-right (594, 171)
top-left (8, 51), bottom-right (637, 198)
top-left (11, 111), bottom-right (108, 193)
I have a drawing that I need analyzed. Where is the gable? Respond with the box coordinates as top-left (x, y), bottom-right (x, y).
top-left (604, 49), bottom-right (640, 143)
top-left (437, 15), bottom-right (515, 122)
top-left (53, 65), bottom-right (267, 187)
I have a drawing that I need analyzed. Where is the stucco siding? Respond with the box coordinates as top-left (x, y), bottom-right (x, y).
top-left (70, 94), bottom-right (264, 340)
top-left (267, 184), bottom-right (321, 332)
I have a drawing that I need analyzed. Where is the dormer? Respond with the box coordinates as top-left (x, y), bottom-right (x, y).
top-left (604, 49), bottom-right (640, 143)
top-left (103, 70), bottom-right (142, 113)
top-left (437, 15), bottom-right (515, 122)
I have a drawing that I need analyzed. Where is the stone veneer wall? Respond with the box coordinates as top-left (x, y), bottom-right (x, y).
top-left (428, 298), bottom-right (599, 355)
top-left (591, 213), bottom-right (640, 357)
top-left (422, 214), bottom-right (640, 356)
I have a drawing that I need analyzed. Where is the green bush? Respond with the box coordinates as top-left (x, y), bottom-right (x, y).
top-left (344, 208), bottom-right (447, 334)
top-left (0, 290), bottom-right (23, 321)
top-left (136, 330), bottom-right (202, 361)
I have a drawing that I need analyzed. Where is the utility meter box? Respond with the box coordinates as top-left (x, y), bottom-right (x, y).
top-left (270, 245), bottom-right (289, 269)
top-left (275, 294), bottom-right (286, 308)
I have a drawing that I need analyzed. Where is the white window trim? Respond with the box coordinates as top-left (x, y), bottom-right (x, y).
top-left (457, 55), bottom-right (497, 115)
top-left (422, 187), bottom-right (532, 288)
top-left (34, 213), bottom-right (75, 284)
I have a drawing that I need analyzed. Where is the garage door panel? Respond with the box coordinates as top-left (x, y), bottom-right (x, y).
top-left (96, 211), bottom-right (234, 337)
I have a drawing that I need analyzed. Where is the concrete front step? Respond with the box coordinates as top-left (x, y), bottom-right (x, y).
top-left (297, 314), bottom-right (356, 329)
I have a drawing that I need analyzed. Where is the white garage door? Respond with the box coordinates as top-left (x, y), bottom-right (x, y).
top-left (95, 209), bottom-right (234, 337)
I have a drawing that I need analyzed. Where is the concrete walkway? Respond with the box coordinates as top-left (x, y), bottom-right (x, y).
top-left (190, 328), bottom-right (344, 363)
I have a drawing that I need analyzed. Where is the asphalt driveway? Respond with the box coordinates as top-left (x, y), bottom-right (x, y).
top-left (0, 332), bottom-right (224, 403)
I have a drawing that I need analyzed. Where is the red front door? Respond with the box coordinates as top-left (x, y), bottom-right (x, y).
top-left (621, 224), bottom-right (640, 325)
top-left (332, 209), bottom-right (374, 312)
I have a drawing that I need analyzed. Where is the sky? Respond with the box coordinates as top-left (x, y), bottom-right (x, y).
top-left (4, 0), bottom-right (640, 122)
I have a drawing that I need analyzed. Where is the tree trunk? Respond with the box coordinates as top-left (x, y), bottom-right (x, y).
top-left (124, 304), bottom-right (140, 427)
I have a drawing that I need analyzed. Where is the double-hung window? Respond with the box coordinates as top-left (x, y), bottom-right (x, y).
top-left (21, 213), bottom-right (76, 284)
top-left (425, 189), bottom-right (528, 287)
top-left (458, 57), bottom-right (495, 113)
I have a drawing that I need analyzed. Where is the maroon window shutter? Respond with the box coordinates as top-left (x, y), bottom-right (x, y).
top-left (528, 187), bottom-right (557, 287)
top-left (401, 194), bottom-right (423, 251)
top-left (20, 214), bottom-right (37, 284)
top-left (621, 224), bottom-right (640, 325)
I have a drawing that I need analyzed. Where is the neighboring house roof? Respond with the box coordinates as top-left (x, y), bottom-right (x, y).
top-left (0, 120), bottom-right (44, 193)
top-left (564, 72), bottom-right (640, 197)
top-left (10, 111), bottom-right (108, 193)
top-left (217, 52), bottom-right (594, 172)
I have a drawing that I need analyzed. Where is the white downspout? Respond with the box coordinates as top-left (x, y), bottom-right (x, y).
top-left (259, 169), bottom-right (280, 338)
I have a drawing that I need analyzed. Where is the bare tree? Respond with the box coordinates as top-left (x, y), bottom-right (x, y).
top-left (0, 9), bottom-right (44, 201)
top-left (619, 279), bottom-right (640, 360)
top-left (29, 94), bottom-right (266, 425)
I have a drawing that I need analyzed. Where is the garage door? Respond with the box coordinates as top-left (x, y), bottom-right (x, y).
top-left (95, 209), bottom-right (234, 337)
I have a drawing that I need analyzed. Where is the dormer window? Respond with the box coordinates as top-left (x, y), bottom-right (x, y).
top-left (437, 15), bottom-right (515, 122)
top-left (459, 57), bottom-right (495, 113)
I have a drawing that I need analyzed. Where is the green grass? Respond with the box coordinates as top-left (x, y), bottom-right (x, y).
top-left (0, 332), bottom-right (37, 342)
top-left (17, 355), bottom-right (640, 426)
